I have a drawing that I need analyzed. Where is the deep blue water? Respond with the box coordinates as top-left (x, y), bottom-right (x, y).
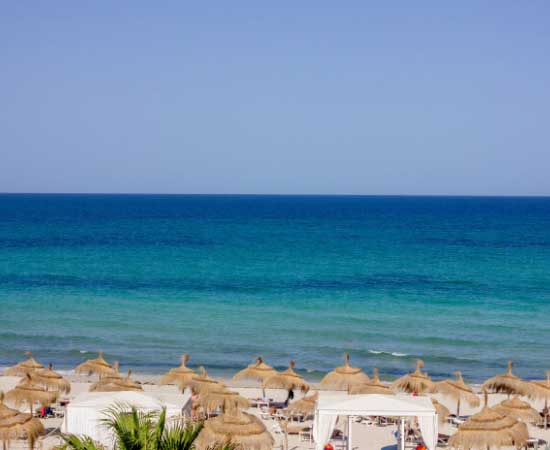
top-left (1, 194), bottom-right (549, 382)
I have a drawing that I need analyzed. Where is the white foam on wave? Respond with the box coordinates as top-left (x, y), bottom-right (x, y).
top-left (79, 350), bottom-right (88, 354)
top-left (368, 349), bottom-right (408, 357)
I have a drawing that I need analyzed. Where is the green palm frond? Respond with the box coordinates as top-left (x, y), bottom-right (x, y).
top-left (205, 443), bottom-right (239, 450)
top-left (57, 435), bottom-right (104, 450)
top-left (100, 403), bottom-right (160, 450)
top-left (161, 422), bottom-right (203, 450)
top-left (61, 403), bottom-right (205, 450)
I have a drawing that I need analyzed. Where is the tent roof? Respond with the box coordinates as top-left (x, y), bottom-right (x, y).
top-left (68, 391), bottom-right (188, 411)
top-left (316, 393), bottom-right (436, 417)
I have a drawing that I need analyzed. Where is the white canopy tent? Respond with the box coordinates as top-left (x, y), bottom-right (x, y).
top-left (61, 391), bottom-right (192, 447)
top-left (313, 394), bottom-right (438, 450)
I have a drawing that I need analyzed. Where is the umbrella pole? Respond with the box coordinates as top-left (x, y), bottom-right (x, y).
top-left (457, 397), bottom-right (461, 417)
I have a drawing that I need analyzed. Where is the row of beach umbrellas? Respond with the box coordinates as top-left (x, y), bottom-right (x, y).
top-left (4, 351), bottom-right (550, 450)
top-left (1, 353), bottom-right (70, 450)
top-left (73, 353), bottom-right (273, 450)
top-left (157, 353), bottom-right (549, 449)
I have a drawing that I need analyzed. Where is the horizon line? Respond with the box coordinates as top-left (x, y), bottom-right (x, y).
top-left (1, 192), bottom-right (550, 198)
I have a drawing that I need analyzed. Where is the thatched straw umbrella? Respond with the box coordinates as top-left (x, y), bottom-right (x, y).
top-left (200, 385), bottom-right (250, 413)
top-left (233, 357), bottom-right (277, 397)
top-left (530, 371), bottom-right (550, 428)
top-left (195, 404), bottom-right (274, 450)
top-left (32, 364), bottom-right (70, 394)
top-left (431, 399), bottom-right (450, 426)
top-left (448, 392), bottom-right (528, 450)
top-left (74, 352), bottom-right (113, 377)
top-left (287, 391), bottom-right (318, 415)
top-left (234, 356), bottom-right (277, 382)
top-left (90, 370), bottom-right (142, 392)
top-left (189, 367), bottom-right (220, 394)
top-left (4, 375), bottom-right (58, 415)
top-left (349, 368), bottom-right (394, 395)
top-left (4, 353), bottom-right (44, 377)
top-left (436, 371), bottom-right (480, 416)
top-left (320, 354), bottom-right (370, 390)
top-left (481, 360), bottom-right (533, 397)
top-left (160, 354), bottom-right (196, 387)
top-left (0, 392), bottom-right (44, 450)
top-left (88, 361), bottom-right (122, 387)
top-left (392, 360), bottom-right (435, 394)
top-left (262, 360), bottom-right (309, 392)
top-left (492, 396), bottom-right (542, 425)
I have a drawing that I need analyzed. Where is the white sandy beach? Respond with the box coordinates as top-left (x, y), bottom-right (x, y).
top-left (2, 373), bottom-right (550, 450)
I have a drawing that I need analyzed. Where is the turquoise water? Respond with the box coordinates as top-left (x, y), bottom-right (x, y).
top-left (1, 194), bottom-right (549, 382)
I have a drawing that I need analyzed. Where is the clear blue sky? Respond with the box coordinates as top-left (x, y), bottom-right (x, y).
top-left (2, 1), bottom-right (549, 195)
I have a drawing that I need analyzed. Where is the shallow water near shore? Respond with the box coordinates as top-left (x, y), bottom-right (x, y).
top-left (1, 194), bottom-right (550, 381)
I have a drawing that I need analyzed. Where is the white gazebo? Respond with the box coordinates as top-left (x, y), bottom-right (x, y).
top-left (313, 394), bottom-right (438, 450)
top-left (61, 391), bottom-right (192, 447)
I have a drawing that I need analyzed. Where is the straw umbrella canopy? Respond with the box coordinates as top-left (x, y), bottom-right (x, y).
top-left (392, 360), bottom-right (435, 394)
top-left (89, 370), bottom-right (142, 392)
top-left (262, 360), bottom-right (309, 392)
top-left (87, 360), bottom-right (122, 387)
top-left (234, 356), bottom-right (277, 382)
top-left (530, 371), bottom-right (550, 429)
top-left (233, 356), bottom-right (277, 397)
top-left (320, 354), bottom-right (370, 390)
top-left (431, 399), bottom-right (450, 426)
top-left (4, 375), bottom-right (58, 415)
top-left (436, 371), bottom-right (480, 416)
top-left (74, 352), bottom-right (113, 377)
top-left (160, 354), bottom-right (196, 387)
top-left (4, 353), bottom-right (44, 377)
top-left (492, 396), bottom-right (542, 425)
top-left (0, 392), bottom-right (44, 450)
top-left (349, 368), bottom-right (394, 395)
top-left (448, 392), bottom-right (528, 450)
top-left (287, 391), bottom-right (318, 415)
top-left (530, 371), bottom-right (550, 404)
top-left (200, 385), bottom-right (250, 413)
top-left (195, 405), bottom-right (274, 450)
top-left (481, 360), bottom-right (533, 397)
top-left (189, 367), bottom-right (220, 394)
top-left (32, 364), bottom-right (71, 394)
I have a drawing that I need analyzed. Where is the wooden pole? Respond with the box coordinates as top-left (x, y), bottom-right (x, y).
top-left (347, 416), bottom-right (352, 450)
top-left (400, 418), bottom-right (405, 450)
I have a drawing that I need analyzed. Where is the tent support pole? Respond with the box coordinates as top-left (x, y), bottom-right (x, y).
top-left (347, 416), bottom-right (352, 450)
top-left (400, 418), bottom-right (405, 450)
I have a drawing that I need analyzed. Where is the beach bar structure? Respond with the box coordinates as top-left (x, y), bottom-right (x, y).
top-left (61, 391), bottom-right (191, 447)
top-left (313, 394), bottom-right (438, 450)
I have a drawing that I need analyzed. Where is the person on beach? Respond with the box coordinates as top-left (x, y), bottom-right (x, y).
top-left (284, 386), bottom-right (295, 407)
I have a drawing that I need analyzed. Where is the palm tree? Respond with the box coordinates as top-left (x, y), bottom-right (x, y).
top-left (58, 405), bottom-right (236, 450)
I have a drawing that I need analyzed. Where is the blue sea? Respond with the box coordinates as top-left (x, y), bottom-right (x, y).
top-left (1, 194), bottom-right (549, 382)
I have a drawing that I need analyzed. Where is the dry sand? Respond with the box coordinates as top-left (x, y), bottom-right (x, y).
top-left (1, 373), bottom-right (549, 450)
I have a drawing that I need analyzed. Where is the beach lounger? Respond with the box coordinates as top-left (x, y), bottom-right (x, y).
top-left (377, 416), bottom-right (392, 426)
top-left (330, 430), bottom-right (347, 450)
top-left (526, 438), bottom-right (547, 450)
top-left (437, 434), bottom-right (450, 447)
top-left (299, 427), bottom-right (313, 442)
